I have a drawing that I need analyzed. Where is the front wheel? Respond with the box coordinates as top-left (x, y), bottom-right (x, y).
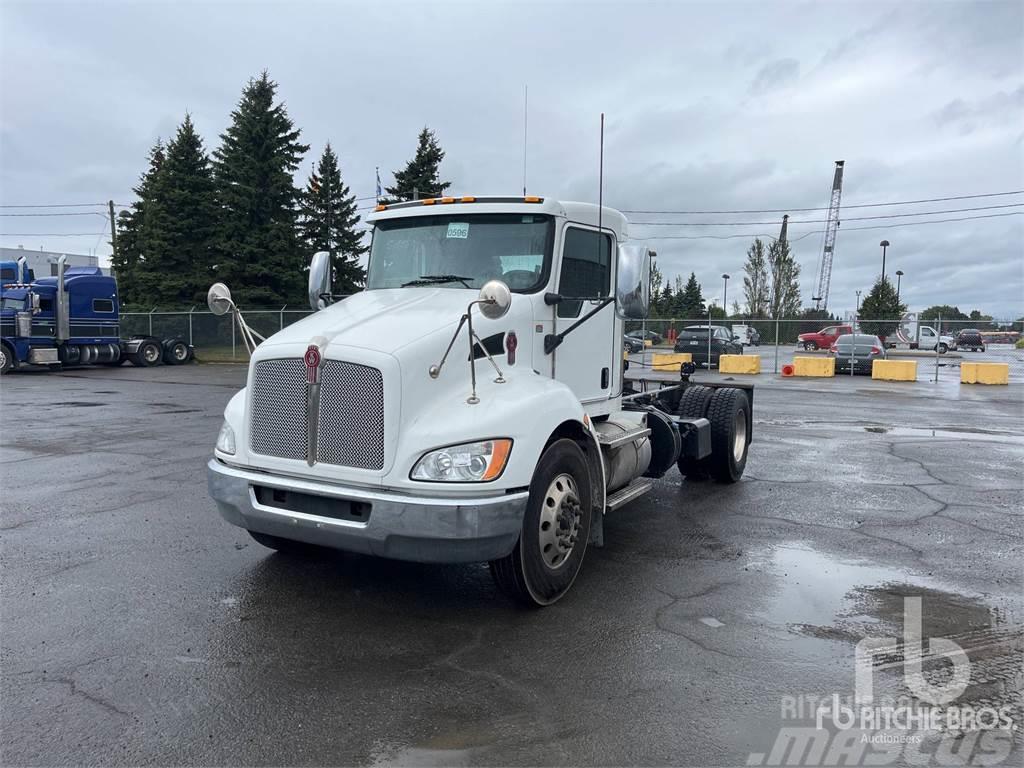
top-left (0, 343), bottom-right (13, 375)
top-left (804, 341), bottom-right (818, 351)
top-left (490, 439), bottom-right (592, 607)
top-left (938, 343), bottom-right (948, 354)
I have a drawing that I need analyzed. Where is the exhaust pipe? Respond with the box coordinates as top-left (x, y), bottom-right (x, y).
top-left (16, 255), bottom-right (27, 284)
top-left (56, 255), bottom-right (70, 342)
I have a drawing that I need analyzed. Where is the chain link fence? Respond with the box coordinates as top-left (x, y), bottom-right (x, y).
top-left (624, 314), bottom-right (1024, 381)
top-left (120, 309), bottom-right (314, 361)
top-left (121, 308), bottom-right (1023, 380)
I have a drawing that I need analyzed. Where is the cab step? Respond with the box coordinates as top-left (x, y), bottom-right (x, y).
top-left (597, 426), bottom-right (651, 450)
top-left (606, 478), bottom-right (653, 512)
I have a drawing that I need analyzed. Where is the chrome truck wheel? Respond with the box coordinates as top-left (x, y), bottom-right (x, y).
top-left (0, 343), bottom-right (12, 375)
top-left (490, 439), bottom-right (592, 607)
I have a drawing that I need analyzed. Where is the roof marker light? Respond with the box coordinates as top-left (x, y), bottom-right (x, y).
top-left (422, 198), bottom-right (436, 205)
top-left (461, 196), bottom-right (476, 203)
top-left (524, 196), bottom-right (543, 203)
top-left (375, 204), bottom-right (387, 212)
top-left (440, 197), bottom-right (455, 204)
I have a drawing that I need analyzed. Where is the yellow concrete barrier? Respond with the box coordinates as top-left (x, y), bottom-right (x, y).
top-left (644, 339), bottom-right (653, 348)
top-left (872, 359), bottom-right (917, 381)
top-left (792, 356), bottom-right (835, 377)
top-left (961, 362), bottom-right (1009, 385)
top-left (651, 352), bottom-right (692, 371)
top-left (719, 354), bottom-right (761, 374)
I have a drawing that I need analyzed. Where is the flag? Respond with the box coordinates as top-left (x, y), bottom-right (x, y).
top-left (375, 167), bottom-right (382, 200)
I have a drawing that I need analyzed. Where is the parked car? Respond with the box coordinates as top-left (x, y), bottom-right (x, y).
top-left (797, 324), bottom-right (853, 351)
top-left (626, 329), bottom-right (663, 346)
top-left (730, 324), bottom-right (761, 346)
top-left (674, 325), bottom-right (743, 368)
top-left (623, 335), bottom-right (644, 354)
top-left (954, 328), bottom-right (986, 352)
top-left (830, 334), bottom-right (886, 375)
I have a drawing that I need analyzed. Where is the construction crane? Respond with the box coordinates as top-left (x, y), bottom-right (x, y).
top-left (813, 160), bottom-right (845, 310)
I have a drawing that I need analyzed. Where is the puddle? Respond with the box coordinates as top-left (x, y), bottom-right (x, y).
top-left (51, 401), bottom-right (106, 408)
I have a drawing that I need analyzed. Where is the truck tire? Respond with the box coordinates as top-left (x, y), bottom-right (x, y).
top-left (0, 343), bottom-right (13, 375)
top-left (247, 530), bottom-right (316, 554)
top-left (131, 339), bottom-right (163, 367)
top-left (162, 338), bottom-right (190, 365)
top-left (675, 385), bottom-right (714, 479)
top-left (489, 439), bottom-right (592, 607)
top-left (704, 388), bottom-right (750, 484)
top-left (938, 343), bottom-right (948, 354)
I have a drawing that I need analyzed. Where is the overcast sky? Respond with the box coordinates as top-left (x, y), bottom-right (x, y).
top-left (2, 0), bottom-right (1022, 316)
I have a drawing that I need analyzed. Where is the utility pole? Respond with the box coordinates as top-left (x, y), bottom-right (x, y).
top-left (107, 200), bottom-right (118, 253)
top-left (879, 240), bottom-right (890, 283)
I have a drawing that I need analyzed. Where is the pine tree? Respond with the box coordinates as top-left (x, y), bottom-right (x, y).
top-left (659, 280), bottom-right (674, 319)
top-left (213, 71), bottom-right (309, 306)
top-left (767, 238), bottom-right (801, 319)
top-left (859, 277), bottom-right (907, 339)
top-left (648, 261), bottom-right (665, 316)
top-left (384, 127), bottom-right (451, 202)
top-left (133, 115), bottom-right (218, 306)
top-left (111, 139), bottom-right (166, 308)
top-left (677, 272), bottom-right (706, 320)
top-left (742, 238), bottom-right (770, 317)
top-left (299, 143), bottom-right (366, 293)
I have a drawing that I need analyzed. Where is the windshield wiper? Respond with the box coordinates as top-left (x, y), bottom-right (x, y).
top-left (401, 274), bottom-right (474, 288)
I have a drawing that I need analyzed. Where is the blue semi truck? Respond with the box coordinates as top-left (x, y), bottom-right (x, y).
top-left (0, 255), bottom-right (192, 375)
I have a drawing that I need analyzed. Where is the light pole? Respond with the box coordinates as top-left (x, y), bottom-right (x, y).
top-left (721, 273), bottom-right (730, 319)
top-left (879, 240), bottom-right (890, 283)
top-left (895, 270), bottom-right (904, 302)
top-left (855, 290), bottom-right (862, 324)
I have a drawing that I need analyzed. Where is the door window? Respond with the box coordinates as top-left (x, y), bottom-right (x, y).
top-left (557, 227), bottom-right (611, 318)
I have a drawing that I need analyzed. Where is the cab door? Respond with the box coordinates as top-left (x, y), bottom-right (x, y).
top-left (551, 224), bottom-right (615, 407)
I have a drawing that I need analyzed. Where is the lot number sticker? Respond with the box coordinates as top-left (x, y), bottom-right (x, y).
top-left (446, 222), bottom-right (469, 239)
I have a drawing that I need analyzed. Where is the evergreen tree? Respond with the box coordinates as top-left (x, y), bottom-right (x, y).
top-left (859, 277), bottom-right (907, 339)
top-left (677, 272), bottom-right (706, 320)
top-left (111, 139), bottom-right (165, 307)
top-left (299, 143), bottom-right (366, 293)
top-left (213, 71), bottom-right (309, 306)
top-left (134, 115), bottom-right (217, 305)
top-left (384, 127), bottom-right (450, 202)
top-left (920, 305), bottom-right (967, 325)
top-left (767, 238), bottom-right (801, 319)
top-left (648, 261), bottom-right (665, 316)
top-left (742, 238), bottom-right (770, 317)
top-left (659, 280), bottom-right (675, 319)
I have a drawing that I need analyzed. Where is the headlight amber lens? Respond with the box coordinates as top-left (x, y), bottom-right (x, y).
top-left (411, 439), bottom-right (512, 482)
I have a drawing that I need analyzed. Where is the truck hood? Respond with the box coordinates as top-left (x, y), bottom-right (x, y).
top-left (255, 287), bottom-right (501, 355)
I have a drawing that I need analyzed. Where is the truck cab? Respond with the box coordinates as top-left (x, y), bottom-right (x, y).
top-left (207, 196), bottom-right (754, 605)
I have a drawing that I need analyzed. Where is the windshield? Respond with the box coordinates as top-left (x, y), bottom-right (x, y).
top-left (366, 213), bottom-right (554, 292)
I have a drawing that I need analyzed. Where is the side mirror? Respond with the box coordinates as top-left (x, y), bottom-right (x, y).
top-left (207, 282), bottom-right (234, 316)
top-left (615, 244), bottom-right (650, 319)
top-left (477, 280), bottom-right (512, 320)
top-left (308, 251), bottom-right (331, 311)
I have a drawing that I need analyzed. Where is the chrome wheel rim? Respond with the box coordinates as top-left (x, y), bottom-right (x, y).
top-left (173, 344), bottom-right (187, 361)
top-left (538, 473), bottom-right (581, 570)
top-left (144, 345), bottom-right (160, 363)
top-left (0, 347), bottom-right (7, 369)
top-left (733, 410), bottom-right (747, 463)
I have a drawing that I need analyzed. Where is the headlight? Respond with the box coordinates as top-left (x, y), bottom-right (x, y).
top-left (216, 420), bottom-right (236, 455)
top-left (411, 439), bottom-right (512, 482)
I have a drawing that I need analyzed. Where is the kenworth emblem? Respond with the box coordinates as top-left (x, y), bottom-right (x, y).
top-left (304, 344), bottom-right (322, 465)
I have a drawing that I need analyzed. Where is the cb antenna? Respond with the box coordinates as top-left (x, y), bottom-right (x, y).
top-left (597, 112), bottom-right (604, 241)
top-left (522, 85), bottom-right (528, 196)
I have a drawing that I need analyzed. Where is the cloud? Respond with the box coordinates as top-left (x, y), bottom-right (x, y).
top-left (749, 58), bottom-right (800, 95)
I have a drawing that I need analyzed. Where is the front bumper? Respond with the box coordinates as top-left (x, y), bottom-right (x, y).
top-left (207, 459), bottom-right (527, 563)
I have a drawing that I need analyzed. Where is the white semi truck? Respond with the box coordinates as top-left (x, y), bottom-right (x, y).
top-left (207, 196), bottom-right (752, 606)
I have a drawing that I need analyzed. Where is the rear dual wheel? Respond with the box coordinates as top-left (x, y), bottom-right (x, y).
top-left (490, 439), bottom-right (592, 607)
top-left (675, 386), bottom-right (750, 483)
top-left (129, 339), bottom-right (163, 367)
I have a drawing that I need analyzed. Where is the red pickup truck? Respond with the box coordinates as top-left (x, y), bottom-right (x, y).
top-left (797, 324), bottom-right (853, 351)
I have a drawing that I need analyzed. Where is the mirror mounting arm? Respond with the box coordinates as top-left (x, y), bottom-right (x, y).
top-left (544, 297), bottom-right (615, 354)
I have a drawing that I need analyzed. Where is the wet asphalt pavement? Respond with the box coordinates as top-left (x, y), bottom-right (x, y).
top-left (1, 365), bottom-right (1022, 766)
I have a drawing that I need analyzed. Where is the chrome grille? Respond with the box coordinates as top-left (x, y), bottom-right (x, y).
top-left (250, 359), bottom-right (307, 460)
top-left (249, 357), bottom-right (385, 470)
top-left (316, 361), bottom-right (385, 470)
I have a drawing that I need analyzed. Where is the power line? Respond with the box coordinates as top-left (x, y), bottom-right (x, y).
top-left (632, 211), bottom-right (1022, 240)
top-left (0, 211), bottom-right (108, 217)
top-left (0, 232), bottom-right (108, 237)
top-left (0, 202), bottom-right (107, 209)
top-left (628, 202), bottom-right (1023, 227)
top-left (621, 190), bottom-right (1024, 215)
